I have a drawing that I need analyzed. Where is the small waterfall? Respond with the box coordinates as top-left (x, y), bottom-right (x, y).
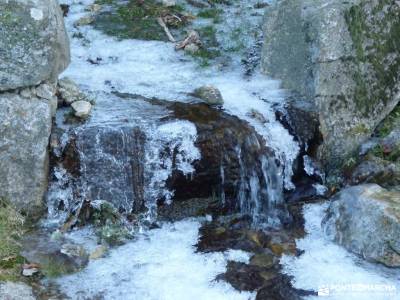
top-left (46, 95), bottom-right (201, 226)
top-left (47, 94), bottom-right (288, 229)
top-left (46, 0), bottom-right (296, 230)
top-left (234, 146), bottom-right (284, 228)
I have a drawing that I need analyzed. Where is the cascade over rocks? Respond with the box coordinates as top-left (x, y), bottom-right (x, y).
top-left (262, 0), bottom-right (400, 172)
top-left (0, 0), bottom-right (70, 216)
top-left (50, 93), bottom-right (287, 227)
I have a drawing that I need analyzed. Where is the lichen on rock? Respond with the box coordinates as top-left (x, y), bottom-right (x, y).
top-left (261, 0), bottom-right (400, 173)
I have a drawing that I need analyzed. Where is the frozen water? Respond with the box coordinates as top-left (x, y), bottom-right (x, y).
top-left (56, 219), bottom-right (255, 300)
top-left (60, 0), bottom-right (299, 190)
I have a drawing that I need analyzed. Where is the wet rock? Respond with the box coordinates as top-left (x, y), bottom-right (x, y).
top-left (256, 275), bottom-right (316, 300)
top-left (89, 245), bottom-right (108, 260)
top-left (164, 101), bottom-right (283, 222)
top-left (247, 109), bottom-right (268, 124)
top-left (197, 215), bottom-right (267, 253)
top-left (285, 178), bottom-right (327, 204)
top-left (196, 215), bottom-right (298, 255)
top-left (249, 253), bottom-right (277, 269)
top-left (275, 96), bottom-right (321, 156)
top-left (35, 82), bottom-right (57, 100)
top-left (52, 93), bottom-right (285, 225)
top-left (323, 184), bottom-right (400, 267)
top-left (192, 85), bottom-right (224, 106)
top-left (0, 282), bottom-right (36, 300)
top-left (217, 261), bottom-right (279, 291)
top-left (60, 243), bottom-right (88, 265)
top-left (86, 3), bottom-right (102, 13)
top-left (158, 197), bottom-right (222, 221)
top-left (74, 16), bottom-right (94, 27)
top-left (21, 233), bottom-right (89, 277)
top-left (96, 221), bottom-right (132, 246)
top-left (60, 4), bottom-right (70, 17)
top-left (184, 43), bottom-right (200, 54)
top-left (0, 0), bottom-right (70, 91)
top-left (350, 157), bottom-right (398, 186)
top-left (71, 100), bottom-right (92, 118)
top-left (216, 258), bottom-right (316, 299)
top-left (22, 263), bottom-right (40, 277)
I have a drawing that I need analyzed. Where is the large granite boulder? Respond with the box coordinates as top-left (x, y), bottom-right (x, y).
top-left (0, 0), bottom-right (70, 216)
top-left (262, 0), bottom-right (400, 171)
top-left (323, 184), bottom-right (400, 267)
top-left (0, 89), bottom-right (53, 216)
top-left (0, 0), bottom-right (70, 91)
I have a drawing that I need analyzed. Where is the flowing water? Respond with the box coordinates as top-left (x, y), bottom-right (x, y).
top-left (45, 0), bottom-right (400, 299)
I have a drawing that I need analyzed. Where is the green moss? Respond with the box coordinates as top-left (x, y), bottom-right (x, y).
top-left (40, 257), bottom-right (75, 278)
top-left (0, 199), bottom-right (26, 281)
top-left (197, 8), bottom-right (223, 23)
top-left (189, 25), bottom-right (221, 66)
top-left (376, 104), bottom-right (400, 137)
top-left (349, 123), bottom-right (370, 135)
top-left (345, 1), bottom-right (400, 115)
top-left (93, 0), bottom-right (189, 40)
top-left (96, 221), bottom-right (132, 246)
top-left (370, 144), bottom-right (400, 162)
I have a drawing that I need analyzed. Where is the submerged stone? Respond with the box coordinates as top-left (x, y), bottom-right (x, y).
top-left (192, 85), bottom-right (224, 106)
top-left (71, 100), bottom-right (92, 118)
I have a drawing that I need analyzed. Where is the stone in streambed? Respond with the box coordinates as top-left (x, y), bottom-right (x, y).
top-left (74, 15), bottom-right (94, 27)
top-left (58, 77), bottom-right (84, 105)
top-left (192, 85), bottom-right (224, 106)
top-left (184, 43), bottom-right (200, 54)
top-left (21, 233), bottom-right (89, 277)
top-left (71, 100), bottom-right (92, 118)
top-left (323, 184), bottom-right (400, 267)
top-left (89, 245), bottom-right (108, 260)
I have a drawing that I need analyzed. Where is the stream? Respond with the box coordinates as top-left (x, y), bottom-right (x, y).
top-left (40, 0), bottom-right (400, 299)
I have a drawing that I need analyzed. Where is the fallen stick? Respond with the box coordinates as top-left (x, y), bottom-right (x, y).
top-left (157, 17), bottom-right (176, 43)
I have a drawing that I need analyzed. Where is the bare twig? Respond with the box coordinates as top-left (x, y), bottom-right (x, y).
top-left (157, 17), bottom-right (176, 43)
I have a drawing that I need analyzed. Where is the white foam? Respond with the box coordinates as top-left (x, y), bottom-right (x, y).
top-left (280, 203), bottom-right (400, 300)
top-left (56, 219), bottom-right (254, 300)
